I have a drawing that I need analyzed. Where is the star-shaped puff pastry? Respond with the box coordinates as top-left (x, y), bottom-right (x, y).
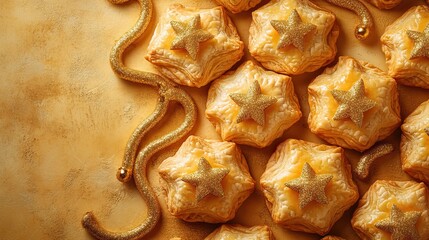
top-left (229, 80), bottom-right (277, 126)
top-left (375, 204), bottom-right (421, 240)
top-left (181, 157), bottom-right (229, 202)
top-left (270, 9), bottom-right (316, 52)
top-left (285, 162), bottom-right (333, 209)
top-left (407, 24), bottom-right (429, 59)
top-left (331, 79), bottom-right (376, 128)
top-left (170, 15), bottom-right (214, 59)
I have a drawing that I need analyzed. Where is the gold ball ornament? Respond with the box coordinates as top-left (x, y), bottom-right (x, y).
top-left (116, 167), bottom-right (132, 183)
top-left (355, 24), bottom-right (369, 40)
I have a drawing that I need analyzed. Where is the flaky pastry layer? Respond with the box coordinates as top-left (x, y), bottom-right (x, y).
top-left (381, 5), bottom-right (429, 89)
top-left (248, 0), bottom-right (338, 75)
top-left (204, 224), bottom-right (274, 240)
top-left (308, 56), bottom-right (401, 152)
top-left (352, 180), bottom-right (429, 240)
top-left (158, 136), bottom-right (254, 223)
top-left (206, 61), bottom-right (301, 148)
top-left (260, 139), bottom-right (358, 235)
top-left (146, 4), bottom-right (243, 87)
top-left (401, 99), bottom-right (429, 183)
top-left (213, 0), bottom-right (261, 14)
top-left (364, 0), bottom-right (402, 9)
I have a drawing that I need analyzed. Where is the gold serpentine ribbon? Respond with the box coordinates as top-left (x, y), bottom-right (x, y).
top-left (324, 0), bottom-right (374, 40)
top-left (81, 0), bottom-right (197, 239)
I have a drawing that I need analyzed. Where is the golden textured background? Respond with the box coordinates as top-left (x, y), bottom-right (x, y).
top-left (1, 0), bottom-right (428, 239)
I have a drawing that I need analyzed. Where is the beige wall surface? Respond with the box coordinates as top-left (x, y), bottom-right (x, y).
top-left (1, 0), bottom-right (428, 239)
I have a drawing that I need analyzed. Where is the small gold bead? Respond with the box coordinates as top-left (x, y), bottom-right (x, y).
top-left (116, 167), bottom-right (131, 182)
top-left (355, 24), bottom-right (369, 40)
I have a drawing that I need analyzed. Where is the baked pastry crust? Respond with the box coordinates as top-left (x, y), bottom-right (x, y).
top-left (205, 61), bottom-right (301, 148)
top-left (381, 5), bottom-right (429, 89)
top-left (204, 224), bottom-right (274, 240)
top-left (248, 0), bottom-right (338, 75)
top-left (308, 56), bottom-right (401, 152)
top-left (401, 99), bottom-right (429, 183)
top-left (260, 139), bottom-right (359, 235)
top-left (364, 0), bottom-right (402, 9)
top-left (146, 4), bottom-right (244, 87)
top-left (320, 236), bottom-right (345, 240)
top-left (212, 0), bottom-right (261, 14)
top-left (158, 135), bottom-right (254, 223)
top-left (352, 180), bottom-right (429, 240)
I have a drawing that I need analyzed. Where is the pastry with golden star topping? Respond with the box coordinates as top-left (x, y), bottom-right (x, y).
top-left (146, 4), bottom-right (244, 87)
top-left (381, 5), bottom-right (429, 89)
top-left (401, 99), bottom-right (429, 183)
top-left (260, 139), bottom-right (359, 235)
top-left (352, 180), bottom-right (429, 239)
top-left (364, 0), bottom-right (402, 9)
top-left (212, 0), bottom-right (261, 14)
top-left (375, 205), bottom-right (421, 240)
top-left (205, 61), bottom-right (302, 148)
top-left (248, 0), bottom-right (338, 75)
top-left (158, 135), bottom-right (254, 223)
top-left (204, 224), bottom-right (274, 240)
top-left (308, 56), bottom-right (401, 152)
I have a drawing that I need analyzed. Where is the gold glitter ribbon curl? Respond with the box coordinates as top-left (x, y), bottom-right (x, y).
top-left (324, 0), bottom-right (374, 40)
top-left (81, 0), bottom-right (197, 239)
top-left (354, 143), bottom-right (394, 180)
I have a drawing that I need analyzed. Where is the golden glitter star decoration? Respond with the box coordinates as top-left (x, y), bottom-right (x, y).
top-left (331, 79), bottom-right (376, 127)
top-left (285, 162), bottom-right (333, 209)
top-left (407, 24), bottom-right (429, 59)
top-left (229, 80), bottom-right (277, 126)
top-left (181, 157), bottom-right (230, 202)
top-left (375, 204), bottom-right (421, 240)
top-left (270, 9), bottom-right (316, 51)
top-left (170, 15), bottom-right (214, 59)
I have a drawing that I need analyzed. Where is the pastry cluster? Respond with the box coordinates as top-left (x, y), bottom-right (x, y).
top-left (150, 1), bottom-right (429, 239)
top-left (146, 0), bottom-right (339, 88)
